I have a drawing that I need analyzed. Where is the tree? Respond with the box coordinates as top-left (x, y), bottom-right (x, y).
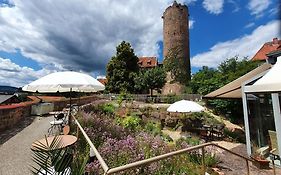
top-left (189, 66), bottom-right (221, 95)
top-left (190, 56), bottom-right (260, 95)
top-left (106, 41), bottom-right (139, 93)
top-left (163, 47), bottom-right (190, 85)
top-left (190, 56), bottom-right (261, 123)
top-left (135, 67), bottom-right (166, 96)
top-left (217, 56), bottom-right (260, 84)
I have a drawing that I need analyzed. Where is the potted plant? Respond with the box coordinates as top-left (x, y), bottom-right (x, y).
top-left (250, 146), bottom-right (270, 169)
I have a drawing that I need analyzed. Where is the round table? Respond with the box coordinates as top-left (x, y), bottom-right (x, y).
top-left (31, 135), bottom-right (77, 150)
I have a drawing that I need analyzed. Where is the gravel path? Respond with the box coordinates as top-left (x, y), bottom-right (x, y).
top-left (0, 115), bottom-right (53, 175)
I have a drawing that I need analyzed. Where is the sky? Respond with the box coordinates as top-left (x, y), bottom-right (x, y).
top-left (0, 0), bottom-right (280, 87)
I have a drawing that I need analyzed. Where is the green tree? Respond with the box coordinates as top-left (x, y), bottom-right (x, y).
top-left (106, 41), bottom-right (139, 93)
top-left (190, 56), bottom-right (260, 95)
top-left (217, 56), bottom-right (260, 84)
top-left (163, 47), bottom-right (191, 85)
top-left (135, 67), bottom-right (166, 96)
top-left (190, 56), bottom-right (261, 123)
top-left (190, 66), bottom-right (221, 95)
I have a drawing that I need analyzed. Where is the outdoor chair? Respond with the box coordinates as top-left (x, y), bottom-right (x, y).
top-left (48, 113), bottom-right (66, 136)
top-left (212, 125), bottom-right (224, 139)
top-left (268, 130), bottom-right (280, 174)
top-left (268, 130), bottom-right (280, 160)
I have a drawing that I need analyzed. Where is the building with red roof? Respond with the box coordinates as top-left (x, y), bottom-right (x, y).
top-left (97, 76), bottom-right (108, 86)
top-left (251, 38), bottom-right (281, 61)
top-left (138, 56), bottom-right (158, 68)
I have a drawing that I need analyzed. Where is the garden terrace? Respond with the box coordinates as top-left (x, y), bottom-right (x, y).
top-left (67, 102), bottom-right (280, 174)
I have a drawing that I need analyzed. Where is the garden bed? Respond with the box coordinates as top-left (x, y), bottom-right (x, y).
top-left (73, 102), bottom-right (221, 174)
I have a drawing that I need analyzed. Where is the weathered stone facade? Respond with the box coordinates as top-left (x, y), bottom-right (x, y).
top-left (162, 1), bottom-right (191, 95)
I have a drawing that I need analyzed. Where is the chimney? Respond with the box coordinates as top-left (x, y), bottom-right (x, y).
top-left (273, 38), bottom-right (279, 45)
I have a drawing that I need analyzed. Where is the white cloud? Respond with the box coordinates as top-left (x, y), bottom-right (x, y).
top-left (0, 57), bottom-right (51, 87)
top-left (248, 0), bottom-right (271, 17)
top-left (227, 0), bottom-right (240, 12)
top-left (0, 0), bottom-right (197, 86)
top-left (191, 20), bottom-right (281, 68)
top-left (189, 19), bottom-right (195, 29)
top-left (202, 0), bottom-right (224, 15)
top-left (245, 22), bottom-right (255, 28)
top-left (0, 0), bottom-right (186, 75)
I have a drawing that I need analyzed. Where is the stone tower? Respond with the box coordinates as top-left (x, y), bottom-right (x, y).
top-left (162, 1), bottom-right (191, 95)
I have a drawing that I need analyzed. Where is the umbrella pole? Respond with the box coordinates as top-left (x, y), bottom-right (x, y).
top-left (69, 88), bottom-right (72, 126)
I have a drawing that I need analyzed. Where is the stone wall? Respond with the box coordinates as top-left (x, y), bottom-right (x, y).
top-left (0, 102), bottom-right (35, 132)
top-left (0, 95), bottom-right (102, 132)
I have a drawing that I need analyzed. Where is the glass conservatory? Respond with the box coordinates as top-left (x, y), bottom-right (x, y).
top-left (243, 54), bottom-right (281, 166)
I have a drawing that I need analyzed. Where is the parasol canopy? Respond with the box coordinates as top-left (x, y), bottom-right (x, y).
top-left (22, 71), bottom-right (105, 93)
top-left (167, 100), bottom-right (204, 113)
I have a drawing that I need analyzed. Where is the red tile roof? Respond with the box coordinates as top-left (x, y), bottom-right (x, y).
top-left (138, 57), bottom-right (158, 68)
top-left (97, 78), bottom-right (108, 85)
top-left (252, 38), bottom-right (281, 61)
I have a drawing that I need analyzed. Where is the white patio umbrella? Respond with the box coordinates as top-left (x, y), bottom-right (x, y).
top-left (22, 71), bottom-right (105, 93)
top-left (22, 71), bottom-right (105, 124)
top-left (167, 100), bottom-right (204, 113)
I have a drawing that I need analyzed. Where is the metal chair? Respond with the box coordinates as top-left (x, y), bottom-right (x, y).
top-left (268, 130), bottom-right (280, 175)
top-left (48, 113), bottom-right (66, 136)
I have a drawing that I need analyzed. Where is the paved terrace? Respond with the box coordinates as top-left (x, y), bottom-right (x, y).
top-left (0, 115), bottom-right (53, 175)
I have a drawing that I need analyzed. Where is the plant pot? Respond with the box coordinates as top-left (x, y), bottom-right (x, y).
top-left (251, 156), bottom-right (270, 169)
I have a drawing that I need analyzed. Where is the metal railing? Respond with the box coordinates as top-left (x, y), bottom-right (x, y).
top-left (73, 115), bottom-right (257, 175)
top-left (99, 93), bottom-right (202, 103)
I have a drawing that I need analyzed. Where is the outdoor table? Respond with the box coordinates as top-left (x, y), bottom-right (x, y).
top-left (49, 111), bottom-right (68, 117)
top-left (31, 135), bottom-right (77, 150)
top-left (49, 111), bottom-right (64, 115)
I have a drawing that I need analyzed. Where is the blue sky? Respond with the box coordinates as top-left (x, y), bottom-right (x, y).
top-left (0, 0), bottom-right (280, 87)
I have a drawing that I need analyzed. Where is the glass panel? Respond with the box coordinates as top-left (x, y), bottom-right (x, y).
top-left (247, 93), bottom-right (276, 160)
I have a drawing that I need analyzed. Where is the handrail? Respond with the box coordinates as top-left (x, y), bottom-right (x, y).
top-left (73, 116), bottom-right (109, 173)
top-left (106, 142), bottom-right (213, 174)
top-left (73, 115), bottom-right (254, 175)
top-left (106, 142), bottom-right (253, 175)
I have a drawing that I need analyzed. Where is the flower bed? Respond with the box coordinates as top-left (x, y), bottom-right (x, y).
top-left (74, 103), bottom-right (219, 174)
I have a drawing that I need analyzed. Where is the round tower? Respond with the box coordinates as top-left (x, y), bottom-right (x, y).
top-left (162, 1), bottom-right (191, 94)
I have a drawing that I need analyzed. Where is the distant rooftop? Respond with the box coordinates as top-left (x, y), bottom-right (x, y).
top-left (251, 38), bottom-right (281, 61)
top-left (97, 77), bottom-right (107, 85)
top-left (138, 56), bottom-right (158, 68)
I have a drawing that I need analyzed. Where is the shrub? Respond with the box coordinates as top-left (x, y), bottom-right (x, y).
top-left (143, 121), bottom-right (162, 136)
top-left (223, 128), bottom-right (245, 143)
top-left (183, 112), bottom-right (224, 127)
top-left (79, 112), bottom-right (130, 148)
top-left (86, 133), bottom-right (171, 174)
top-left (101, 103), bottom-right (116, 115)
top-left (175, 136), bottom-right (201, 147)
top-left (121, 115), bottom-right (141, 131)
top-left (188, 151), bottom-right (219, 167)
top-left (164, 94), bottom-right (181, 104)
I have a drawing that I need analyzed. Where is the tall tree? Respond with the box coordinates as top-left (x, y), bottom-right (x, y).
top-left (106, 41), bottom-right (139, 93)
top-left (135, 67), bottom-right (166, 96)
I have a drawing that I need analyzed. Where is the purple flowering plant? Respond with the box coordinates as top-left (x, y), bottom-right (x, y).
top-left (76, 104), bottom-right (218, 174)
